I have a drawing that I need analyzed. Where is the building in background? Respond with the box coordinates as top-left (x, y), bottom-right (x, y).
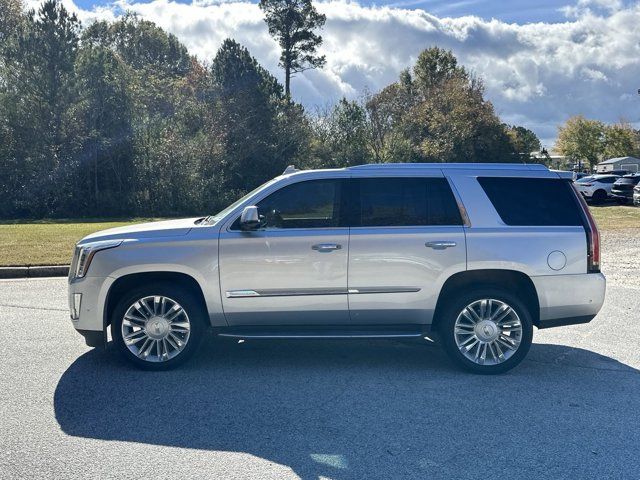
top-left (596, 157), bottom-right (640, 174)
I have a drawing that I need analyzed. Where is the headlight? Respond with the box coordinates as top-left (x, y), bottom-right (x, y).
top-left (72, 240), bottom-right (122, 278)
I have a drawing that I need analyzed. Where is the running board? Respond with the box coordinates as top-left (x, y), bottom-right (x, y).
top-left (216, 325), bottom-right (428, 340)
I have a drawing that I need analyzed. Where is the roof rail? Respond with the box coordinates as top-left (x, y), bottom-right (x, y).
top-left (348, 163), bottom-right (548, 171)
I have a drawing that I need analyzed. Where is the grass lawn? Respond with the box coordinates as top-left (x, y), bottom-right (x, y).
top-left (0, 206), bottom-right (638, 267)
top-left (0, 218), bottom-right (165, 267)
top-left (589, 204), bottom-right (640, 230)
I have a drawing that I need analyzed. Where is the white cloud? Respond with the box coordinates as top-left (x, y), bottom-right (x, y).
top-left (24, 0), bottom-right (118, 23)
top-left (561, 0), bottom-right (624, 18)
top-left (25, 0), bottom-right (640, 146)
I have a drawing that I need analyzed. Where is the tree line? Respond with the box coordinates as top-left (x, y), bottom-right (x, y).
top-left (555, 115), bottom-right (640, 170)
top-left (1, 0), bottom-right (543, 219)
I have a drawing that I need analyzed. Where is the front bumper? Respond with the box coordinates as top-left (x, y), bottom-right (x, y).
top-left (531, 273), bottom-right (606, 328)
top-left (634, 193), bottom-right (640, 205)
top-left (68, 275), bottom-right (114, 346)
top-left (76, 329), bottom-right (105, 348)
top-left (577, 189), bottom-right (593, 199)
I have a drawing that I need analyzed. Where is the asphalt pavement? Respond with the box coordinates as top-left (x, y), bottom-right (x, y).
top-left (1, 276), bottom-right (639, 479)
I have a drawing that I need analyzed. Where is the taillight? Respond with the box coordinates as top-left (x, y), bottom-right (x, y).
top-left (571, 183), bottom-right (600, 273)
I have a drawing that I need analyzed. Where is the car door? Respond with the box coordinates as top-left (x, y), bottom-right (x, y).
top-left (598, 176), bottom-right (617, 194)
top-left (347, 175), bottom-right (467, 325)
top-left (219, 178), bottom-right (350, 326)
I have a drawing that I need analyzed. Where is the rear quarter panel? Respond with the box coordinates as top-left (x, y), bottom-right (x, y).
top-left (465, 227), bottom-right (587, 276)
top-left (447, 169), bottom-right (588, 276)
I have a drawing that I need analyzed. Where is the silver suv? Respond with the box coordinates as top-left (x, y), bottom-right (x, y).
top-left (68, 163), bottom-right (606, 374)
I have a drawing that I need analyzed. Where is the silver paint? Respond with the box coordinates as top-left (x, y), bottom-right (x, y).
top-left (68, 163), bottom-right (606, 339)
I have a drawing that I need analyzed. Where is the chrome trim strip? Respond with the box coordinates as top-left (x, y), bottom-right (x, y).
top-left (226, 290), bottom-right (260, 298)
top-left (218, 332), bottom-right (424, 339)
top-left (349, 287), bottom-right (421, 294)
top-left (225, 286), bottom-right (421, 298)
top-left (226, 288), bottom-right (347, 298)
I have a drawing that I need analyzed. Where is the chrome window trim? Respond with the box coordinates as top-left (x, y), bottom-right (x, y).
top-left (228, 226), bottom-right (350, 234)
top-left (220, 172), bottom-right (466, 232)
top-left (221, 174), bottom-right (351, 233)
top-left (349, 225), bottom-right (464, 231)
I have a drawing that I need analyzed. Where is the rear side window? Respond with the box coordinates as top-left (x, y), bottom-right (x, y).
top-left (356, 177), bottom-right (462, 227)
top-left (478, 177), bottom-right (583, 226)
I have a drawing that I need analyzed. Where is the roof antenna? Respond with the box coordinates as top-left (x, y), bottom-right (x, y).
top-left (282, 165), bottom-right (298, 174)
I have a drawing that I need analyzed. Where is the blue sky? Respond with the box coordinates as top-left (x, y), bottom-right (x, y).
top-left (344, 0), bottom-right (571, 23)
top-left (37, 0), bottom-right (640, 147)
top-left (70, 0), bottom-right (628, 24)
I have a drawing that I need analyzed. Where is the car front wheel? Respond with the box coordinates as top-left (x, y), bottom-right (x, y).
top-left (111, 283), bottom-right (206, 370)
top-left (439, 288), bottom-right (533, 374)
top-left (592, 189), bottom-right (607, 203)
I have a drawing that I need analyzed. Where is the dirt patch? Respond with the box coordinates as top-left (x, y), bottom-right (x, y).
top-left (601, 229), bottom-right (640, 289)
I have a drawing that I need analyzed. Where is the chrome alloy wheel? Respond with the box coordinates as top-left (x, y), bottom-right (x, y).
top-left (454, 299), bottom-right (523, 366)
top-left (121, 296), bottom-right (191, 362)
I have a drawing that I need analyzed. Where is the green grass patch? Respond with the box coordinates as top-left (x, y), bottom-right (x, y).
top-left (0, 218), bottom-right (165, 267)
top-left (0, 207), bottom-right (638, 267)
top-left (589, 205), bottom-right (640, 230)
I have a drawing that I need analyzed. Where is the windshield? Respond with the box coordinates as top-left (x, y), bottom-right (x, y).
top-left (204, 177), bottom-right (280, 225)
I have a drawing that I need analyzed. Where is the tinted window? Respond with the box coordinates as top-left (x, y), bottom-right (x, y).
top-left (356, 177), bottom-right (462, 227)
top-left (478, 177), bottom-right (583, 226)
top-left (253, 179), bottom-right (343, 229)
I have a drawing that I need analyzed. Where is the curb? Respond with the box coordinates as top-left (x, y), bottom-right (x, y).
top-left (0, 265), bottom-right (69, 279)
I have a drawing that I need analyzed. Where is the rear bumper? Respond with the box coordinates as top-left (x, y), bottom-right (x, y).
top-left (531, 273), bottom-right (606, 328)
top-left (611, 192), bottom-right (633, 200)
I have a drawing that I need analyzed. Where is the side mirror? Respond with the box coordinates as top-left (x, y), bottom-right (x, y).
top-left (239, 206), bottom-right (260, 231)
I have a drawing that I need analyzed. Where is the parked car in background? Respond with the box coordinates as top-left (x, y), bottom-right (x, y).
top-left (68, 163), bottom-right (606, 375)
top-left (611, 174), bottom-right (640, 204)
top-left (573, 174), bottom-right (619, 203)
top-left (634, 185), bottom-right (640, 206)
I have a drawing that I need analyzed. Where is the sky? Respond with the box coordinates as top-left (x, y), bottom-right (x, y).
top-left (24, 0), bottom-right (640, 147)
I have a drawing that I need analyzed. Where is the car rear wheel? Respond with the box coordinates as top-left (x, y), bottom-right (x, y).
top-left (439, 288), bottom-right (533, 374)
top-left (111, 283), bottom-right (206, 370)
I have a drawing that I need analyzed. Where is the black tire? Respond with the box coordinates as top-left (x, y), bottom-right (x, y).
top-left (111, 282), bottom-right (207, 370)
top-left (592, 189), bottom-right (607, 204)
top-left (439, 288), bottom-right (533, 374)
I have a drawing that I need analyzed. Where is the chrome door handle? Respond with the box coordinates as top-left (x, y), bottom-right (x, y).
top-left (312, 243), bottom-right (342, 252)
top-left (425, 241), bottom-right (457, 250)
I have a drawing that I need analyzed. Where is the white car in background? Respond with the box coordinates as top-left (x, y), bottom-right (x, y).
top-left (573, 174), bottom-right (619, 203)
